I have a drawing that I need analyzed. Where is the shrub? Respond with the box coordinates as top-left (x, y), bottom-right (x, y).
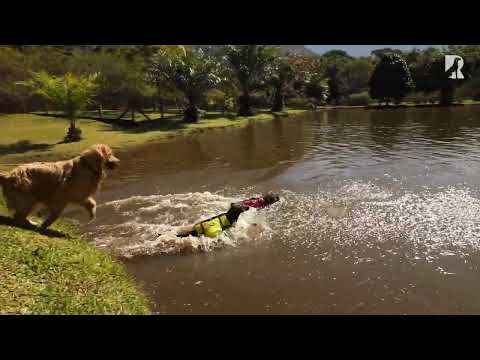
top-left (285, 97), bottom-right (311, 109)
top-left (456, 77), bottom-right (480, 102)
top-left (404, 92), bottom-right (427, 104)
top-left (347, 92), bottom-right (372, 106)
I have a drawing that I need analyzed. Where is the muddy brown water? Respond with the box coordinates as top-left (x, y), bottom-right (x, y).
top-left (69, 107), bottom-right (480, 314)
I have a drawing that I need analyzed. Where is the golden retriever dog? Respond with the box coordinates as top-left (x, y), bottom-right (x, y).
top-left (0, 144), bottom-right (119, 230)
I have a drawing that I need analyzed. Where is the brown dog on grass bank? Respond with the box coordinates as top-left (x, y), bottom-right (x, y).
top-left (0, 144), bottom-right (119, 230)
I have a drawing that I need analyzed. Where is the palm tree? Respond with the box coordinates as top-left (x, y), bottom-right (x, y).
top-left (224, 45), bottom-right (275, 116)
top-left (149, 47), bottom-right (221, 123)
top-left (18, 71), bottom-right (98, 142)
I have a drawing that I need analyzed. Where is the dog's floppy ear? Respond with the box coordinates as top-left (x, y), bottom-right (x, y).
top-left (80, 146), bottom-right (103, 173)
top-left (90, 144), bottom-right (108, 160)
top-left (92, 144), bottom-right (120, 168)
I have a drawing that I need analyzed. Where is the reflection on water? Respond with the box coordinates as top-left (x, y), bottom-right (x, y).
top-left (78, 106), bottom-right (480, 314)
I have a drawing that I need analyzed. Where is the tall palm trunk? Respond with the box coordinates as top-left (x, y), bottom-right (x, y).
top-left (183, 97), bottom-right (199, 123)
top-left (238, 92), bottom-right (253, 116)
top-left (65, 116), bottom-right (82, 142)
top-left (271, 85), bottom-right (284, 112)
top-left (440, 84), bottom-right (454, 106)
top-left (160, 100), bottom-right (165, 119)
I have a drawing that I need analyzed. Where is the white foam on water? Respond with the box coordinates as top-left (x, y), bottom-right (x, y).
top-left (88, 183), bottom-right (480, 267)
top-left (88, 191), bottom-right (272, 257)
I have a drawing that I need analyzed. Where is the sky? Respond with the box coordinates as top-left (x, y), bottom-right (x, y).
top-left (306, 45), bottom-right (443, 57)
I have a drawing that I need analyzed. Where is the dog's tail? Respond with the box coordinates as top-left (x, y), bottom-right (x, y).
top-left (0, 171), bottom-right (8, 188)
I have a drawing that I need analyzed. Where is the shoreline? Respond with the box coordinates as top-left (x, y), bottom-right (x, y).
top-left (0, 109), bottom-right (308, 171)
top-left (0, 109), bottom-right (307, 314)
top-left (0, 198), bottom-right (151, 314)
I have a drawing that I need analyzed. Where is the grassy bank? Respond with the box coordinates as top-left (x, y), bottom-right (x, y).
top-left (0, 198), bottom-right (150, 314)
top-left (0, 109), bottom-right (307, 171)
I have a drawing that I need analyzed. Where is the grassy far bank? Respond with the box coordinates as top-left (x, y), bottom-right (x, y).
top-left (0, 109), bottom-right (307, 171)
top-left (0, 197), bottom-right (150, 314)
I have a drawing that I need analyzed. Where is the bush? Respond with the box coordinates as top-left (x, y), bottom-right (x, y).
top-left (404, 92), bottom-right (440, 104)
top-left (203, 89), bottom-right (226, 110)
top-left (250, 91), bottom-right (271, 109)
top-left (456, 77), bottom-right (480, 102)
top-left (285, 97), bottom-right (311, 109)
top-left (347, 92), bottom-right (372, 106)
top-left (404, 92), bottom-right (427, 104)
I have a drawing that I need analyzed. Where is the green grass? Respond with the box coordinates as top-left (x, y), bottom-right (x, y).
top-left (0, 109), bottom-right (308, 171)
top-left (0, 198), bottom-right (150, 315)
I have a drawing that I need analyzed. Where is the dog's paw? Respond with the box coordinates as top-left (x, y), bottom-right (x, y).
top-left (88, 208), bottom-right (96, 222)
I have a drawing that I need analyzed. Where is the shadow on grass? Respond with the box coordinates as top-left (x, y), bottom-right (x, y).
top-left (0, 140), bottom-right (53, 156)
top-left (99, 113), bottom-right (238, 134)
top-left (101, 116), bottom-right (189, 134)
top-left (0, 215), bottom-right (67, 238)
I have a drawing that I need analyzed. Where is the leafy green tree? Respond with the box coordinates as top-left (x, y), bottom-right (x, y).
top-left (321, 50), bottom-right (351, 104)
top-left (67, 47), bottom-right (156, 121)
top-left (0, 47), bottom-right (30, 113)
top-left (149, 47), bottom-right (221, 122)
top-left (371, 48), bottom-right (404, 58)
top-left (18, 71), bottom-right (98, 142)
top-left (305, 75), bottom-right (329, 109)
top-left (224, 45), bottom-right (275, 116)
top-left (340, 58), bottom-right (374, 95)
top-left (369, 53), bottom-right (414, 105)
top-left (267, 53), bottom-right (296, 111)
top-left (283, 53), bottom-right (329, 109)
top-left (322, 49), bottom-right (353, 60)
top-left (409, 46), bottom-right (476, 105)
top-left (325, 65), bottom-right (343, 104)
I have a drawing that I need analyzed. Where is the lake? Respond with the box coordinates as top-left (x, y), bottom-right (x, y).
top-left (76, 106), bottom-right (480, 314)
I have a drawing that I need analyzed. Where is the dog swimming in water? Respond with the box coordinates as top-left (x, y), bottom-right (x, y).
top-left (176, 191), bottom-right (280, 238)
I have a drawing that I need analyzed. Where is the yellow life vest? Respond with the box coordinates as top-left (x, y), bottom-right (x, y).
top-left (194, 214), bottom-right (231, 238)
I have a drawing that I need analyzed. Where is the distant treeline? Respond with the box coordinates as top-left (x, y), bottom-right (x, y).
top-left (1, 45), bottom-right (479, 116)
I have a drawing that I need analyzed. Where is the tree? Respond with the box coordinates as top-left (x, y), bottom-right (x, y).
top-left (304, 75), bottom-right (329, 109)
top-left (0, 47), bottom-right (30, 113)
top-left (223, 45), bottom-right (275, 116)
top-left (371, 48), bottom-right (404, 58)
top-left (285, 53), bottom-right (328, 109)
top-left (321, 50), bottom-right (351, 104)
top-left (67, 47), bottom-right (156, 121)
top-left (409, 46), bottom-right (475, 105)
top-left (266, 53), bottom-right (296, 112)
top-left (369, 53), bottom-right (414, 105)
top-left (18, 71), bottom-right (98, 142)
top-left (340, 58), bottom-right (374, 95)
top-left (325, 65), bottom-right (343, 105)
top-left (149, 47), bottom-right (221, 122)
top-left (0, 46), bottom-right (71, 113)
top-left (322, 49), bottom-right (353, 60)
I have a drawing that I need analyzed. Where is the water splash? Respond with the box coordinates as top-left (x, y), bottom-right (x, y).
top-left (88, 192), bottom-right (272, 257)
top-left (87, 183), bottom-right (480, 268)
